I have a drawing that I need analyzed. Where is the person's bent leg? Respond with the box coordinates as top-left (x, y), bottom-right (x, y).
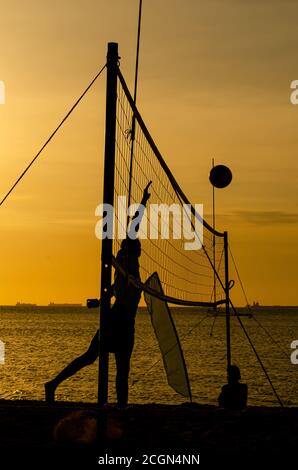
top-left (45, 330), bottom-right (99, 403)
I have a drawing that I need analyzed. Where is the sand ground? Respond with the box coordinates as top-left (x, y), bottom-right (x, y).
top-left (0, 400), bottom-right (297, 468)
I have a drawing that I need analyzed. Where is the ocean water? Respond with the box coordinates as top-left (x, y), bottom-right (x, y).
top-left (0, 306), bottom-right (297, 407)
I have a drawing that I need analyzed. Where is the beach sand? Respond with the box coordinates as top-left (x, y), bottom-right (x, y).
top-left (0, 400), bottom-right (297, 467)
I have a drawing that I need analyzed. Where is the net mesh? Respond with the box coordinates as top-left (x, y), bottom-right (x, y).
top-left (112, 69), bottom-right (225, 306)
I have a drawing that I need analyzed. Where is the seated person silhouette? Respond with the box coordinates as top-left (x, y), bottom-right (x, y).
top-left (218, 365), bottom-right (248, 410)
top-left (45, 182), bottom-right (152, 406)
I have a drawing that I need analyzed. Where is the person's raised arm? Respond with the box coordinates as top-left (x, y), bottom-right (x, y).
top-left (128, 181), bottom-right (152, 238)
top-left (139, 181), bottom-right (152, 208)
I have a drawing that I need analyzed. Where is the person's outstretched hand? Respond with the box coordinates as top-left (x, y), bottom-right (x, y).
top-left (142, 181), bottom-right (152, 204)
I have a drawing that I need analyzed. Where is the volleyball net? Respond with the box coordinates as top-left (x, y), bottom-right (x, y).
top-left (110, 66), bottom-right (226, 307)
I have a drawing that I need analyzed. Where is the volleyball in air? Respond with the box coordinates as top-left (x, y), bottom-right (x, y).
top-left (209, 165), bottom-right (232, 189)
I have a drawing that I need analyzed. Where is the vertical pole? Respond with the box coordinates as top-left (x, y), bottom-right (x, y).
top-left (212, 158), bottom-right (216, 307)
top-left (133, 0), bottom-right (143, 107)
top-left (127, 0), bottom-right (143, 223)
top-left (224, 231), bottom-right (231, 371)
top-left (98, 42), bottom-right (119, 406)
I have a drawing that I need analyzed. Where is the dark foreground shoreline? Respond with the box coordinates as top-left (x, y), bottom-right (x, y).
top-left (0, 400), bottom-right (297, 467)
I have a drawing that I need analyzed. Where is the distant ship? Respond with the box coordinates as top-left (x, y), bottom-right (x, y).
top-left (48, 302), bottom-right (82, 307)
top-left (16, 302), bottom-right (37, 307)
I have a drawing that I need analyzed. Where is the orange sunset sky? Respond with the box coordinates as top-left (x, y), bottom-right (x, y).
top-left (0, 0), bottom-right (297, 306)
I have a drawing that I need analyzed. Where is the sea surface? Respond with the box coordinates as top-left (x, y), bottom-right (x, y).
top-left (0, 306), bottom-right (297, 407)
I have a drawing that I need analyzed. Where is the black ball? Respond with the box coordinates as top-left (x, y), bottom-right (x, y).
top-left (209, 165), bottom-right (232, 189)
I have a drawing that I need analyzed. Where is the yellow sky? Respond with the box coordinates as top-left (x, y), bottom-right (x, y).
top-left (0, 0), bottom-right (297, 305)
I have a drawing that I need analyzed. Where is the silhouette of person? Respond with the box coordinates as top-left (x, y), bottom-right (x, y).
top-left (45, 182), bottom-right (152, 406)
top-left (218, 365), bottom-right (248, 410)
